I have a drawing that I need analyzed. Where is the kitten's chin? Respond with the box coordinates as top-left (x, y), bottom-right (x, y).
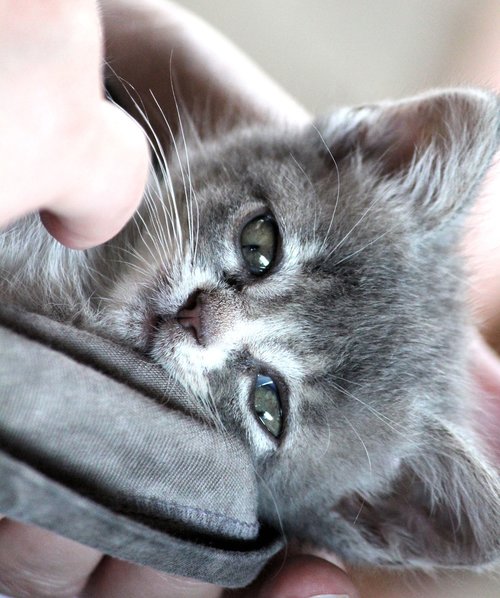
top-left (101, 310), bottom-right (209, 401)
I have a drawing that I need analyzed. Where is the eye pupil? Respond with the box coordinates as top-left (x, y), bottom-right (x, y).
top-left (254, 374), bottom-right (282, 438)
top-left (240, 215), bottom-right (278, 275)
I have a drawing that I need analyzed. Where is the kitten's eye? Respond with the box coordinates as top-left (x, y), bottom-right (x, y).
top-left (253, 374), bottom-right (282, 438)
top-left (240, 215), bottom-right (278, 275)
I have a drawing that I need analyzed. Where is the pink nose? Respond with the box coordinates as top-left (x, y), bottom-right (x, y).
top-left (176, 290), bottom-right (202, 344)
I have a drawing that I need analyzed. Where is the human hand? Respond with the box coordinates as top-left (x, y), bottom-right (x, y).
top-left (0, 518), bottom-right (360, 597)
top-left (0, 0), bottom-right (149, 249)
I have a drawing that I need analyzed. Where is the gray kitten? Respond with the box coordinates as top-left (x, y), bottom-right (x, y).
top-left (1, 88), bottom-right (499, 570)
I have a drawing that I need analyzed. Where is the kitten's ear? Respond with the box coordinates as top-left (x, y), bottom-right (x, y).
top-left (333, 420), bottom-right (500, 568)
top-left (322, 88), bottom-right (500, 228)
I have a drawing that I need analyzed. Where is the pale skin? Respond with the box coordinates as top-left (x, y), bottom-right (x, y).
top-left (0, 1), bottom-right (498, 597)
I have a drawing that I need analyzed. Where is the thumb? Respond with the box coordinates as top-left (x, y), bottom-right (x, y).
top-left (246, 554), bottom-right (360, 598)
top-left (41, 100), bottom-right (150, 249)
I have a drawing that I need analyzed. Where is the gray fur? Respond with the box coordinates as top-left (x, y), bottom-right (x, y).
top-left (1, 88), bottom-right (499, 569)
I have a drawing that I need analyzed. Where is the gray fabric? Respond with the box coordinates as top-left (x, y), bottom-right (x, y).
top-left (0, 305), bottom-right (283, 588)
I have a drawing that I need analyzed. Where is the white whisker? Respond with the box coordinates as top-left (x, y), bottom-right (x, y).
top-left (312, 124), bottom-right (341, 254)
top-left (331, 380), bottom-right (405, 436)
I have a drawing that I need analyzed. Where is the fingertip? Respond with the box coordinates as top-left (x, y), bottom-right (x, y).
top-left (41, 103), bottom-right (150, 250)
top-left (39, 210), bottom-right (96, 249)
top-left (39, 182), bottom-right (141, 249)
top-left (256, 555), bottom-right (360, 598)
top-left (99, 98), bottom-right (151, 203)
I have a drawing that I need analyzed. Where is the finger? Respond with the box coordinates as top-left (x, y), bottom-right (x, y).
top-left (248, 554), bottom-right (360, 598)
top-left (463, 153), bottom-right (500, 347)
top-left (81, 556), bottom-right (223, 598)
top-left (41, 100), bottom-right (150, 249)
top-left (471, 332), bottom-right (500, 460)
top-left (0, 518), bottom-right (102, 598)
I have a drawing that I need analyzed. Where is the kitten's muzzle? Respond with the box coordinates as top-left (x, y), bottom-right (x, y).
top-left (176, 289), bottom-right (203, 344)
top-left (174, 287), bottom-right (242, 348)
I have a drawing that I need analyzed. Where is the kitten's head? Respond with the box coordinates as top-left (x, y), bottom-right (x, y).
top-left (108, 89), bottom-right (500, 569)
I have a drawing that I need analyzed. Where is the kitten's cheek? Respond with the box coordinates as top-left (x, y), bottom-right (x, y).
top-left (149, 319), bottom-right (185, 356)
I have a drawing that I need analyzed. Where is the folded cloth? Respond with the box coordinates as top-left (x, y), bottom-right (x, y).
top-left (0, 304), bottom-right (283, 588)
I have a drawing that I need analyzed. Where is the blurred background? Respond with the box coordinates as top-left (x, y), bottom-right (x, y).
top-left (178, 0), bottom-right (497, 113)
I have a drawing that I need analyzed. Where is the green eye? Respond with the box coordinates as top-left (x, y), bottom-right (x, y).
top-left (254, 374), bottom-right (282, 438)
top-left (240, 215), bottom-right (278, 275)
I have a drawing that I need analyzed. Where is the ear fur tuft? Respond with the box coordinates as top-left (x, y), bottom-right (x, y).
top-left (322, 88), bottom-right (500, 229)
top-left (333, 419), bottom-right (500, 568)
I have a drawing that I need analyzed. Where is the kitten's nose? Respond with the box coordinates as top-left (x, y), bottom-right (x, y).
top-left (176, 290), bottom-right (203, 344)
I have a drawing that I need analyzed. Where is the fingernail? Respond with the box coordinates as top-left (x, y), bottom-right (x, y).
top-left (308, 595), bottom-right (350, 598)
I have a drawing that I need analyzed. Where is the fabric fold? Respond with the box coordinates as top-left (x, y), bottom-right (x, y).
top-left (0, 305), bottom-right (283, 587)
